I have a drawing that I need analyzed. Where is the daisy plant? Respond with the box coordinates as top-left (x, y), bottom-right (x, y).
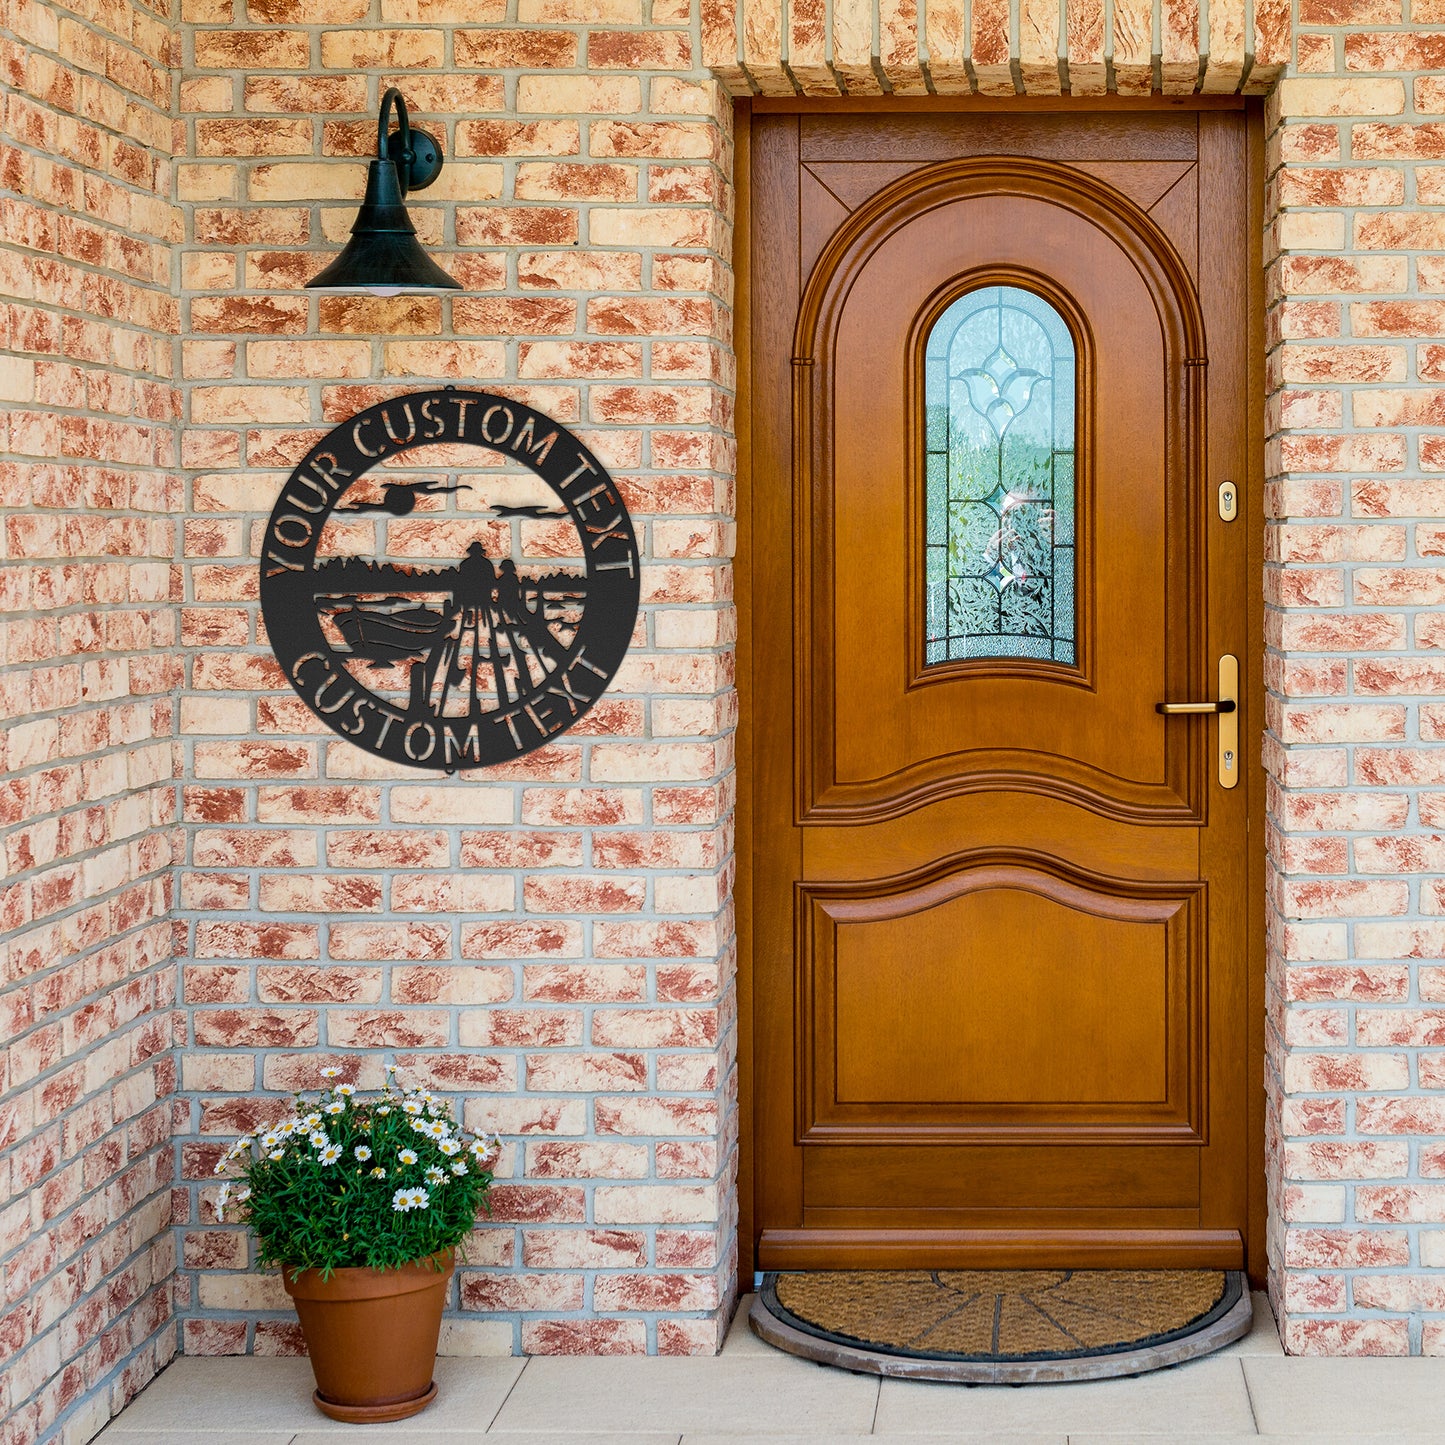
top-left (213, 1066), bottom-right (501, 1277)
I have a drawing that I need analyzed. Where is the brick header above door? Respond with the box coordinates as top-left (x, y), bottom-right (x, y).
top-left (702, 0), bottom-right (1289, 97)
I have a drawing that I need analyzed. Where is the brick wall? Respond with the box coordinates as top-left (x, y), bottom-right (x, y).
top-left (171, 0), bottom-right (740, 1359)
top-left (20, 0), bottom-right (1445, 1425)
top-left (1266, 5), bottom-right (1445, 1357)
top-left (0, 0), bottom-right (182, 1442)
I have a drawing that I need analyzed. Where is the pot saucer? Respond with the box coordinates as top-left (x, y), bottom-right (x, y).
top-left (312, 1380), bottom-right (437, 1423)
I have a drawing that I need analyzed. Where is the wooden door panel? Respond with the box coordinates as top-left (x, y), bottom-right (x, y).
top-left (798, 158), bottom-right (1204, 281)
top-left (836, 904), bottom-right (1171, 1106)
top-left (1149, 168), bottom-right (1201, 280)
top-left (800, 861), bottom-right (1203, 1142)
top-left (799, 167), bottom-right (851, 281)
top-left (797, 163), bottom-right (1209, 828)
top-left (750, 107), bottom-right (1257, 1272)
top-left (798, 113), bottom-right (1199, 163)
top-left (1068, 161), bottom-right (1195, 211)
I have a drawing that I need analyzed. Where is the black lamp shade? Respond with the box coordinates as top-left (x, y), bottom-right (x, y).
top-left (306, 90), bottom-right (460, 295)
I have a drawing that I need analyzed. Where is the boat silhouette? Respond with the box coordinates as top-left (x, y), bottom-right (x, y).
top-left (332, 601), bottom-right (448, 665)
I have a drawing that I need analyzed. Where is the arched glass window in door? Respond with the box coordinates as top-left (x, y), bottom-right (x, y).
top-left (924, 285), bottom-right (1076, 666)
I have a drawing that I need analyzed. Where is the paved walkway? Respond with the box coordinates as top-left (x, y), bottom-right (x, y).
top-left (96, 1293), bottom-right (1445, 1441)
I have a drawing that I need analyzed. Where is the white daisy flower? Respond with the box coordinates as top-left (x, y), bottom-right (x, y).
top-left (354, 1145), bottom-right (372, 1162)
top-left (391, 1187), bottom-right (420, 1212)
top-left (321, 1066), bottom-right (341, 1079)
top-left (268, 1149), bottom-right (285, 1161)
top-left (402, 1100), bottom-right (424, 1116)
top-left (309, 1131), bottom-right (328, 1149)
top-left (398, 1148), bottom-right (418, 1166)
top-left (259, 1132), bottom-right (280, 1150)
top-left (450, 1161), bottom-right (468, 1176)
top-left (376, 1105), bottom-right (392, 1116)
top-left (425, 1121), bottom-right (448, 1140)
top-left (370, 1166), bottom-right (387, 1179)
top-left (386, 1063), bottom-right (399, 1074)
top-left (278, 1120), bottom-right (297, 1135)
top-left (425, 1166), bottom-right (445, 1185)
top-left (319, 1144), bottom-right (342, 1165)
top-left (212, 1159), bottom-right (227, 1176)
top-left (335, 1083), bottom-right (356, 1097)
top-left (324, 1100), bottom-right (345, 1116)
top-left (438, 1138), bottom-right (461, 1156)
top-left (235, 1186), bottom-right (250, 1203)
top-left (215, 1182), bottom-right (231, 1219)
top-left (302, 1113), bottom-right (322, 1130)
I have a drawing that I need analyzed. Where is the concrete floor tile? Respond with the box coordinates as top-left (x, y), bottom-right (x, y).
top-left (97, 1357), bottom-right (525, 1434)
top-left (406, 1357), bottom-right (528, 1429)
top-left (489, 1356), bottom-right (879, 1435)
top-left (1244, 1357), bottom-right (1445, 1435)
top-left (295, 1436), bottom-right (676, 1444)
top-left (720, 1294), bottom-right (774, 1356)
top-left (99, 1361), bottom-right (317, 1431)
top-left (684, 1436), bottom-right (1066, 1445)
top-left (98, 1435), bottom-right (294, 1444)
top-left (1069, 1438), bottom-right (1370, 1445)
top-left (1214, 1294), bottom-right (1283, 1358)
top-left (875, 1357), bottom-right (1256, 1435)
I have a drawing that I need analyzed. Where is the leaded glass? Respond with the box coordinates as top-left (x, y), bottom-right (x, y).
top-left (924, 285), bottom-right (1077, 666)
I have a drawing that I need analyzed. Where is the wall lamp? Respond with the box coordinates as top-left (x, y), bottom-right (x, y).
top-left (306, 87), bottom-right (460, 296)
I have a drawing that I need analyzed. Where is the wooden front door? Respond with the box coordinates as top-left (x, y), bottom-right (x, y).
top-left (746, 106), bottom-right (1261, 1272)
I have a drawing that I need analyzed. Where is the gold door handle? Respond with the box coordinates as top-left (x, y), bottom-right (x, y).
top-left (1155, 699), bottom-right (1236, 714)
top-left (1155, 655), bottom-right (1239, 789)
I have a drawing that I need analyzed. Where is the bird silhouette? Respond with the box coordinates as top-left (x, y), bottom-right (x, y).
top-left (491, 503), bottom-right (565, 519)
top-left (338, 480), bottom-right (470, 516)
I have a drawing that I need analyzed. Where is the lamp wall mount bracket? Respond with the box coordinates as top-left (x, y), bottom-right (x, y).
top-left (379, 86), bottom-right (442, 195)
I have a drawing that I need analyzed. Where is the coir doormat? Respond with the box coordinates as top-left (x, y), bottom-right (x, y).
top-left (750, 1269), bottom-right (1252, 1383)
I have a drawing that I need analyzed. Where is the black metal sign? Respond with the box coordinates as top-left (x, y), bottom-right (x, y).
top-left (260, 388), bottom-right (639, 772)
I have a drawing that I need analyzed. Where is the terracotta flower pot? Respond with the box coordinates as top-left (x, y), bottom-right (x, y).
top-left (282, 1251), bottom-right (453, 1423)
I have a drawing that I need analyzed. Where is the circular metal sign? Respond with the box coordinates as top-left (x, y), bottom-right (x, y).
top-left (260, 388), bottom-right (639, 772)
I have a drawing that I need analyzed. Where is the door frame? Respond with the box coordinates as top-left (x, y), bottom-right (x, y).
top-left (734, 95), bottom-right (1267, 1287)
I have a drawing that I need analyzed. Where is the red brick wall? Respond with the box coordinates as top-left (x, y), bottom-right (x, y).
top-left (20, 0), bottom-right (1445, 1418)
top-left (171, 1), bottom-right (740, 1360)
top-left (1265, 20), bottom-right (1445, 1355)
top-left (0, 0), bottom-right (182, 1441)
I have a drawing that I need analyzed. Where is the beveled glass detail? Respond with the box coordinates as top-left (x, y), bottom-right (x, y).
top-left (924, 285), bottom-right (1077, 666)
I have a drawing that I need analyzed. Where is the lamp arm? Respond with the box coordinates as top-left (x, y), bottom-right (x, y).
top-left (377, 87), bottom-right (412, 195)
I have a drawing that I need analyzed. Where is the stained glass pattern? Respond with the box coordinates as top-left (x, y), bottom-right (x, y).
top-left (924, 286), bottom-right (1077, 666)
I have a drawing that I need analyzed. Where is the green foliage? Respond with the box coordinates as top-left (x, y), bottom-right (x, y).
top-left (213, 1068), bottom-right (501, 1277)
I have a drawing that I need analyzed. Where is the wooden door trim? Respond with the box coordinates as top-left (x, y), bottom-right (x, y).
top-left (734, 101), bottom-right (756, 1291)
top-left (756, 1227), bottom-right (1245, 1272)
top-left (734, 99), bottom-right (1268, 1288)
top-left (750, 96), bottom-right (1249, 115)
top-left (1246, 103), bottom-right (1268, 1286)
